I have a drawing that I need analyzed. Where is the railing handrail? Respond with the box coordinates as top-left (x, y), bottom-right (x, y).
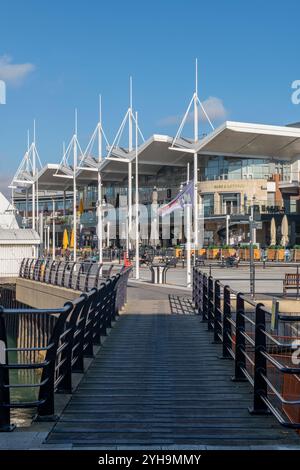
top-left (193, 266), bottom-right (300, 430)
top-left (0, 265), bottom-right (132, 431)
top-left (18, 257), bottom-right (124, 293)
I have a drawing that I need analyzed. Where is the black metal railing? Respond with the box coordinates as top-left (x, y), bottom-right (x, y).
top-left (0, 267), bottom-right (131, 431)
top-left (19, 258), bottom-right (119, 292)
top-left (193, 266), bottom-right (300, 429)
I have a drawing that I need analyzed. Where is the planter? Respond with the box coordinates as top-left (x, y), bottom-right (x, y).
top-left (294, 249), bottom-right (300, 262)
top-left (239, 248), bottom-right (260, 261)
top-left (276, 249), bottom-right (285, 261)
top-left (267, 248), bottom-right (284, 261)
top-left (222, 248), bottom-right (236, 258)
top-left (207, 248), bottom-right (220, 259)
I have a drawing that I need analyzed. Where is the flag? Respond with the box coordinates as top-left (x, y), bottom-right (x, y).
top-left (157, 180), bottom-right (194, 218)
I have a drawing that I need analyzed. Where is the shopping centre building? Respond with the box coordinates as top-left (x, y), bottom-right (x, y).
top-left (11, 118), bottom-right (300, 250)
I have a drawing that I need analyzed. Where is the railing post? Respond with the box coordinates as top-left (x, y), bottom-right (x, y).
top-left (213, 280), bottom-right (222, 343)
top-left (0, 308), bottom-right (15, 431)
top-left (36, 305), bottom-right (72, 420)
top-left (222, 285), bottom-right (232, 358)
top-left (56, 298), bottom-right (86, 394)
top-left (54, 261), bottom-right (62, 286)
top-left (19, 258), bottom-right (26, 278)
top-left (68, 263), bottom-right (76, 289)
top-left (76, 263), bottom-right (83, 291)
top-left (61, 262), bottom-right (68, 287)
top-left (202, 274), bottom-right (208, 321)
top-left (249, 303), bottom-right (270, 415)
top-left (84, 262), bottom-right (94, 292)
top-left (233, 293), bottom-right (247, 381)
top-left (207, 276), bottom-right (214, 331)
top-left (37, 259), bottom-right (44, 282)
top-left (42, 259), bottom-right (50, 283)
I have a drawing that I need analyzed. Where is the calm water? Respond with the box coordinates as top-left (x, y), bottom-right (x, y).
top-left (8, 334), bottom-right (40, 427)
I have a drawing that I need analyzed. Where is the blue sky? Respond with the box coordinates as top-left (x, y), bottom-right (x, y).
top-left (0, 0), bottom-right (300, 191)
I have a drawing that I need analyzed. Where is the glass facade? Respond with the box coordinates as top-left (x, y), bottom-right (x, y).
top-left (199, 156), bottom-right (290, 182)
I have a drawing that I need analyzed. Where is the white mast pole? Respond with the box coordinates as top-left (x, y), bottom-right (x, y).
top-left (73, 109), bottom-right (78, 263)
top-left (32, 122), bottom-right (36, 232)
top-left (128, 77), bottom-right (133, 248)
top-left (34, 120), bottom-right (39, 237)
top-left (186, 161), bottom-right (191, 287)
top-left (52, 198), bottom-right (56, 261)
top-left (186, 202), bottom-right (191, 288)
top-left (193, 59), bottom-right (199, 250)
top-left (97, 95), bottom-right (103, 265)
top-left (135, 111), bottom-right (139, 280)
top-left (107, 221), bottom-right (110, 247)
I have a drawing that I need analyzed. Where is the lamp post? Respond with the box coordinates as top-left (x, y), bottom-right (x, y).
top-left (51, 199), bottom-right (56, 261)
top-left (249, 196), bottom-right (256, 298)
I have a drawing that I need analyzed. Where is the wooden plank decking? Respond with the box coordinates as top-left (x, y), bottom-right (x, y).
top-left (45, 285), bottom-right (300, 449)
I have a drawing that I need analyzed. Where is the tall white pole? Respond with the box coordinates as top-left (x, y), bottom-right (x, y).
top-left (32, 123), bottom-right (36, 232)
top-left (107, 221), bottom-right (110, 247)
top-left (226, 214), bottom-right (230, 245)
top-left (73, 109), bottom-right (78, 263)
top-left (193, 59), bottom-right (199, 250)
top-left (186, 203), bottom-right (191, 287)
top-left (97, 95), bottom-right (103, 265)
top-left (47, 225), bottom-right (50, 253)
top-left (135, 111), bottom-right (139, 280)
top-left (128, 161), bottom-right (132, 243)
top-left (128, 77), bottom-right (133, 247)
top-left (52, 199), bottom-right (56, 261)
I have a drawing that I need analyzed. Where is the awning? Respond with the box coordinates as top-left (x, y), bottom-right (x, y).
top-left (195, 121), bottom-right (300, 159)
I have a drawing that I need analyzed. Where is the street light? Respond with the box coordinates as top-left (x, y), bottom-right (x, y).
top-left (249, 196), bottom-right (256, 298)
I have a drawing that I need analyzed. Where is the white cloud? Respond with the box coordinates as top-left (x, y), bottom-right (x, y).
top-left (0, 55), bottom-right (35, 85)
top-left (158, 96), bottom-right (228, 127)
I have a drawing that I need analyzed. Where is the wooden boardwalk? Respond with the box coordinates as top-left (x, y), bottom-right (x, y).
top-left (45, 285), bottom-right (300, 449)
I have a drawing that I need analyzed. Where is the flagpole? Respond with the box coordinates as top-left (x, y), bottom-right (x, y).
top-left (52, 198), bottom-right (56, 261)
top-left (73, 109), bottom-right (78, 264)
top-left (128, 77), bottom-right (133, 250)
top-left (98, 95), bottom-right (103, 265)
top-left (194, 59), bottom-right (199, 250)
top-left (186, 203), bottom-right (191, 288)
top-left (135, 111), bottom-right (139, 280)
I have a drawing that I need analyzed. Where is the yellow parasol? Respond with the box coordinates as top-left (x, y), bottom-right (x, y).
top-left (62, 228), bottom-right (69, 249)
top-left (70, 229), bottom-right (74, 249)
top-left (79, 198), bottom-right (84, 215)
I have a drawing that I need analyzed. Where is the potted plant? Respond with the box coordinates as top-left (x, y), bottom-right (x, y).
top-left (206, 245), bottom-right (221, 259)
top-left (293, 245), bottom-right (300, 262)
top-left (239, 244), bottom-right (260, 261)
top-left (267, 245), bottom-right (284, 261)
top-left (175, 245), bottom-right (182, 258)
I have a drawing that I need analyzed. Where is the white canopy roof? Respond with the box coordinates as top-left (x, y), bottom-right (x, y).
top-left (0, 229), bottom-right (40, 245)
top-left (195, 121), bottom-right (300, 159)
top-left (12, 121), bottom-right (300, 193)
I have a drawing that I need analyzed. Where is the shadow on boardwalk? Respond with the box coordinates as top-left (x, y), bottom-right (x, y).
top-left (45, 285), bottom-right (300, 449)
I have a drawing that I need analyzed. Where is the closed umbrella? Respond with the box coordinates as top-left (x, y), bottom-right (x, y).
top-left (70, 229), bottom-right (74, 249)
top-left (62, 228), bottom-right (69, 249)
top-left (270, 217), bottom-right (276, 246)
top-left (280, 215), bottom-right (289, 247)
top-left (79, 198), bottom-right (84, 215)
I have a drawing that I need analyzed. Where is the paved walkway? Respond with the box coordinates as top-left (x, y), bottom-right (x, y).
top-left (45, 285), bottom-right (300, 449)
